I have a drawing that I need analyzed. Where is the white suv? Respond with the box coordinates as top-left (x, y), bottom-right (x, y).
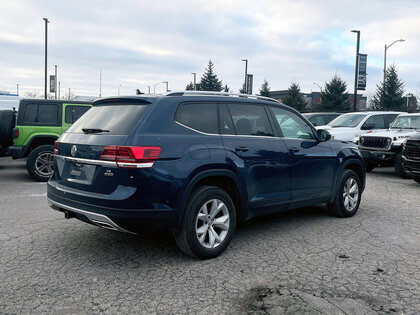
top-left (317, 111), bottom-right (405, 141)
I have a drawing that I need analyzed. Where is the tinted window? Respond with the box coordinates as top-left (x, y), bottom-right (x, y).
top-left (67, 104), bottom-right (148, 135)
top-left (363, 115), bottom-right (385, 129)
top-left (38, 104), bottom-right (58, 123)
top-left (325, 114), bottom-right (340, 124)
top-left (329, 113), bottom-right (367, 127)
top-left (65, 105), bottom-right (90, 124)
top-left (227, 103), bottom-right (273, 136)
top-left (384, 114), bottom-right (399, 127)
top-left (175, 103), bottom-right (218, 134)
top-left (23, 104), bottom-right (38, 123)
top-left (270, 107), bottom-right (314, 139)
top-left (219, 104), bottom-right (235, 135)
top-left (308, 115), bottom-right (325, 126)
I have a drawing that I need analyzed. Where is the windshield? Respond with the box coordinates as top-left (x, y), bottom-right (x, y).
top-left (390, 116), bottom-right (420, 129)
top-left (66, 104), bottom-right (149, 135)
top-left (328, 114), bottom-right (366, 128)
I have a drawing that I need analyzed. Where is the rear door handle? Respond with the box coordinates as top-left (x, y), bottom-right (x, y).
top-left (235, 146), bottom-right (249, 152)
top-left (289, 147), bottom-right (300, 153)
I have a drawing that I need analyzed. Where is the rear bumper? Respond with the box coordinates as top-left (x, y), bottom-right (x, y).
top-left (360, 149), bottom-right (396, 165)
top-left (9, 146), bottom-right (26, 159)
top-left (47, 180), bottom-right (177, 233)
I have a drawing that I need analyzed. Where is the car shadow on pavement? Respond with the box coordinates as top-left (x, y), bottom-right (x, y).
top-left (51, 205), bottom-right (330, 265)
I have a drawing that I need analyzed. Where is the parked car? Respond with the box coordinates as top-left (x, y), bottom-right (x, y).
top-left (0, 109), bottom-right (16, 157)
top-left (316, 111), bottom-right (404, 142)
top-left (302, 112), bottom-right (341, 126)
top-left (47, 92), bottom-right (366, 259)
top-left (358, 113), bottom-right (420, 177)
top-left (402, 133), bottom-right (420, 184)
top-left (7, 99), bottom-right (91, 181)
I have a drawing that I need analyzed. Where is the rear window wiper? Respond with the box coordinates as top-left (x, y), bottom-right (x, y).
top-left (81, 128), bottom-right (110, 134)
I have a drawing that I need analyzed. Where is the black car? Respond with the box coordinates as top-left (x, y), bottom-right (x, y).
top-left (47, 92), bottom-right (366, 259)
top-left (302, 112), bottom-right (341, 126)
top-left (402, 133), bottom-right (420, 183)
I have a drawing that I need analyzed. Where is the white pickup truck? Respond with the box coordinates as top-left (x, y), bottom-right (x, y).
top-left (358, 113), bottom-right (420, 177)
top-left (316, 111), bottom-right (404, 142)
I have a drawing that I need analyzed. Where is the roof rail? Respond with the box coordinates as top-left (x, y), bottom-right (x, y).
top-left (165, 91), bottom-right (280, 103)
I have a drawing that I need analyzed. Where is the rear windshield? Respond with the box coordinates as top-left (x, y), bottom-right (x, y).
top-left (66, 104), bottom-right (149, 135)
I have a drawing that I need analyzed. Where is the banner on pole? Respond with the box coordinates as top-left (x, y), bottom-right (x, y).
top-left (357, 54), bottom-right (367, 90)
top-left (49, 75), bottom-right (56, 93)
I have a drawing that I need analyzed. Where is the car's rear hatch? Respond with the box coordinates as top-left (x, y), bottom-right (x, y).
top-left (54, 99), bottom-right (153, 194)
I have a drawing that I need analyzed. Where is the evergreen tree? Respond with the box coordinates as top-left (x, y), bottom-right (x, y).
top-left (319, 75), bottom-right (350, 112)
top-left (199, 60), bottom-right (223, 91)
top-left (407, 95), bottom-right (418, 111)
top-left (239, 83), bottom-right (246, 94)
top-left (223, 84), bottom-right (230, 92)
top-left (282, 82), bottom-right (307, 112)
top-left (259, 79), bottom-right (270, 97)
top-left (371, 65), bottom-right (405, 110)
top-left (185, 82), bottom-right (194, 90)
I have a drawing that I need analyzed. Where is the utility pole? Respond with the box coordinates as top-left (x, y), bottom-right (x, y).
top-left (163, 81), bottom-right (168, 92)
top-left (241, 59), bottom-right (248, 93)
top-left (99, 68), bottom-right (102, 98)
top-left (43, 18), bottom-right (49, 99)
top-left (351, 30), bottom-right (360, 111)
top-left (54, 65), bottom-right (57, 99)
top-left (58, 81), bottom-right (61, 99)
top-left (191, 72), bottom-right (196, 90)
top-left (68, 88), bottom-right (71, 100)
top-left (118, 84), bottom-right (122, 96)
top-left (16, 84), bottom-right (19, 96)
top-left (147, 86), bottom-right (150, 94)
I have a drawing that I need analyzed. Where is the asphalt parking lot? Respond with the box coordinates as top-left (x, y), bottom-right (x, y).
top-left (0, 157), bottom-right (419, 314)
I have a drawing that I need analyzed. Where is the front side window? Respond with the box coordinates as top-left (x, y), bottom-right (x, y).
top-left (227, 103), bottom-right (273, 136)
top-left (362, 115), bottom-right (385, 130)
top-left (270, 107), bottom-right (314, 139)
top-left (65, 105), bottom-right (90, 124)
top-left (175, 103), bottom-right (218, 134)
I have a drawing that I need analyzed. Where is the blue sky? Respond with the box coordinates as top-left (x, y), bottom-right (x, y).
top-left (0, 0), bottom-right (419, 100)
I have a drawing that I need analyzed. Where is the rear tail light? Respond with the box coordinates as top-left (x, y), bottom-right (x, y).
top-left (13, 128), bottom-right (19, 139)
top-left (54, 141), bottom-right (58, 155)
top-left (100, 146), bottom-right (161, 168)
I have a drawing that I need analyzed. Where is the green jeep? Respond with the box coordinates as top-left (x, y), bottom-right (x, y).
top-left (7, 99), bottom-right (91, 181)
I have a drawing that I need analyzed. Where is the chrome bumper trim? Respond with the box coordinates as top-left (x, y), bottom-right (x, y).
top-left (48, 198), bottom-right (136, 234)
top-left (55, 155), bottom-right (117, 167)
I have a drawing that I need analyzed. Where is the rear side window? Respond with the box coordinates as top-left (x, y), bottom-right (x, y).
top-left (22, 103), bottom-right (59, 125)
top-left (384, 114), bottom-right (399, 127)
top-left (175, 103), bottom-right (218, 134)
top-left (65, 105), bottom-right (90, 124)
top-left (67, 105), bottom-right (148, 135)
top-left (227, 103), bottom-right (273, 136)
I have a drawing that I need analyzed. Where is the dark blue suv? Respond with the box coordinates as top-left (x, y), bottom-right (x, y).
top-left (47, 92), bottom-right (365, 259)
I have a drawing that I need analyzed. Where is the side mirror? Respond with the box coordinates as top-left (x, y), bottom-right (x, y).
top-left (317, 129), bottom-right (331, 142)
top-left (361, 123), bottom-right (375, 130)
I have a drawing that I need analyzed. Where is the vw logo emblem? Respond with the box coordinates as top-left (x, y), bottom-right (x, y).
top-left (71, 145), bottom-right (77, 157)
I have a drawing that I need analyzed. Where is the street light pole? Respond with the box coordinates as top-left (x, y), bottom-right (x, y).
top-left (241, 59), bottom-right (248, 93)
top-left (43, 18), bottom-right (49, 99)
top-left (99, 68), bottom-right (102, 98)
top-left (147, 86), bottom-right (150, 94)
top-left (163, 81), bottom-right (168, 92)
top-left (153, 83), bottom-right (160, 94)
top-left (191, 73), bottom-right (196, 90)
top-left (383, 39), bottom-right (405, 84)
top-left (54, 65), bottom-right (57, 99)
top-left (68, 88), bottom-right (71, 100)
top-left (16, 84), bottom-right (19, 96)
top-left (118, 84), bottom-right (122, 96)
top-left (351, 30), bottom-right (360, 112)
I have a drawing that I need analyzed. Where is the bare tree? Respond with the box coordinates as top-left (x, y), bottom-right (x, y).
top-left (25, 91), bottom-right (39, 98)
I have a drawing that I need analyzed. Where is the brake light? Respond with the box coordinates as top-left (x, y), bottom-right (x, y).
top-left (13, 128), bottom-right (19, 138)
top-left (100, 146), bottom-right (161, 168)
top-left (54, 141), bottom-right (58, 155)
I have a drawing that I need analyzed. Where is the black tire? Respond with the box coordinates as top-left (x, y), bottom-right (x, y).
top-left (327, 169), bottom-right (362, 218)
top-left (365, 163), bottom-right (375, 172)
top-left (394, 152), bottom-right (410, 179)
top-left (0, 110), bottom-right (15, 147)
top-left (175, 186), bottom-right (236, 259)
top-left (26, 145), bottom-right (55, 182)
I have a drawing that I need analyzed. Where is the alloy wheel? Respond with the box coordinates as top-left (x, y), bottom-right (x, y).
top-left (35, 152), bottom-right (54, 177)
top-left (342, 177), bottom-right (359, 211)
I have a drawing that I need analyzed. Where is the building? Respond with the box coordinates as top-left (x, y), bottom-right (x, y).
top-left (268, 90), bottom-right (367, 112)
